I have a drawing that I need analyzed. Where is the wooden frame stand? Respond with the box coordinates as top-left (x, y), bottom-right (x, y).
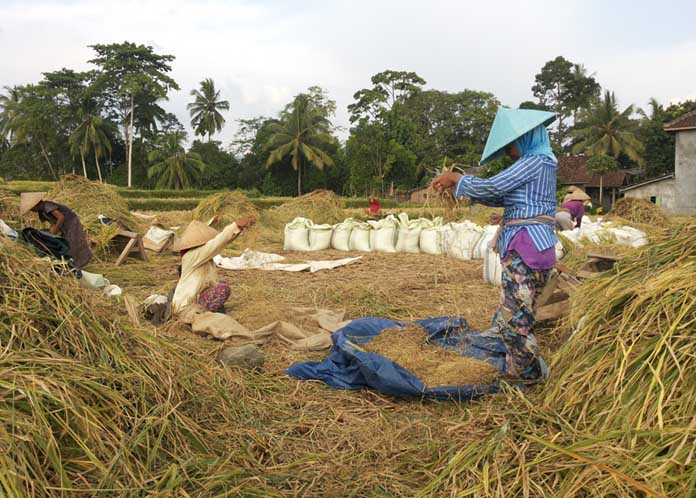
top-left (113, 230), bottom-right (148, 266)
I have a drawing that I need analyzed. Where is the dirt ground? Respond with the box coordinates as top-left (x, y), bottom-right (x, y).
top-left (91, 247), bottom-right (503, 372)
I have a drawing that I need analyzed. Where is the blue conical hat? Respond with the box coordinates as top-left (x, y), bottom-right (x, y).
top-left (480, 108), bottom-right (557, 164)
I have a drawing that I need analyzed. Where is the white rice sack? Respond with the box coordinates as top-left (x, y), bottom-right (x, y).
top-left (368, 215), bottom-right (398, 253)
top-left (616, 226), bottom-right (648, 248)
top-left (417, 217), bottom-right (444, 255)
top-left (442, 222), bottom-right (484, 260)
top-left (284, 217), bottom-right (312, 251)
top-left (472, 225), bottom-right (498, 259)
top-left (331, 218), bottom-right (357, 251)
top-left (308, 224), bottom-right (333, 251)
top-left (349, 222), bottom-right (372, 252)
top-left (555, 240), bottom-right (565, 260)
top-left (579, 222), bottom-right (602, 244)
top-left (483, 246), bottom-right (503, 287)
top-left (559, 229), bottom-right (581, 246)
top-left (395, 213), bottom-right (423, 253)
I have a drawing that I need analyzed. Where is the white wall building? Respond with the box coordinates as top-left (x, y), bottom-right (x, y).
top-left (621, 110), bottom-right (696, 214)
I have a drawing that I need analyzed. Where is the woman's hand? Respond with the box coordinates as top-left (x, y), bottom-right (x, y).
top-left (49, 224), bottom-right (60, 235)
top-left (236, 216), bottom-right (256, 230)
top-left (489, 213), bottom-right (503, 225)
top-left (431, 172), bottom-right (463, 192)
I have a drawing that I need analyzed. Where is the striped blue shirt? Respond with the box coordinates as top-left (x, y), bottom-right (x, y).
top-left (455, 155), bottom-right (557, 257)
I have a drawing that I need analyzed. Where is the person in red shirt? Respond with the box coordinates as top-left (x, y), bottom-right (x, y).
top-left (367, 196), bottom-right (382, 218)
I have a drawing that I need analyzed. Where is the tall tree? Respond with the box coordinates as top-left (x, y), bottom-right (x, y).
top-left (147, 131), bottom-right (206, 189)
top-left (187, 78), bottom-right (229, 141)
top-left (348, 70), bottom-right (426, 123)
top-left (403, 89), bottom-right (500, 169)
top-left (586, 154), bottom-right (619, 209)
top-left (89, 42), bottom-right (178, 187)
top-left (70, 98), bottom-right (113, 182)
top-left (266, 95), bottom-right (336, 195)
top-left (532, 56), bottom-right (600, 146)
top-left (572, 91), bottom-right (644, 207)
top-left (188, 139), bottom-right (239, 189)
top-left (0, 85), bottom-right (22, 141)
top-left (637, 98), bottom-right (674, 177)
top-left (10, 85), bottom-right (62, 178)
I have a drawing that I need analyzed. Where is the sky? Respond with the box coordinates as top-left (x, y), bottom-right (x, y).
top-left (1, 0), bottom-right (695, 144)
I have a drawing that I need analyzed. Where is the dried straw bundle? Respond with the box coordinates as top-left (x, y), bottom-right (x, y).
top-left (253, 190), bottom-right (345, 249)
top-left (0, 239), bottom-right (271, 496)
top-left (612, 197), bottom-right (669, 225)
top-left (0, 188), bottom-right (19, 221)
top-left (46, 175), bottom-right (139, 256)
top-left (193, 191), bottom-right (259, 226)
top-left (419, 223), bottom-right (696, 498)
top-left (263, 190), bottom-right (344, 227)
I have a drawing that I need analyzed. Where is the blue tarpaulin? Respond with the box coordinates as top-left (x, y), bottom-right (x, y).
top-left (287, 316), bottom-right (511, 401)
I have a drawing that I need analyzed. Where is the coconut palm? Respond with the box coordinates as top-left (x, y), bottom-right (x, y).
top-left (638, 97), bottom-right (665, 122)
top-left (147, 131), bottom-right (206, 189)
top-left (70, 101), bottom-right (113, 182)
top-left (187, 78), bottom-right (229, 141)
top-left (572, 91), bottom-right (644, 207)
top-left (0, 85), bottom-right (22, 141)
top-left (265, 96), bottom-right (335, 196)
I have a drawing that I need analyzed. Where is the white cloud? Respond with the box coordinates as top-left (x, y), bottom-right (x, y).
top-left (1, 0), bottom-right (695, 144)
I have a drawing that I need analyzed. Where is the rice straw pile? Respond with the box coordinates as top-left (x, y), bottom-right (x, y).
top-left (611, 197), bottom-right (669, 225)
top-left (193, 191), bottom-right (259, 226)
top-left (46, 174), bottom-right (139, 256)
top-left (365, 324), bottom-right (500, 387)
top-left (0, 188), bottom-right (19, 221)
top-left (0, 239), bottom-right (273, 496)
top-left (250, 190), bottom-right (345, 249)
top-left (418, 222), bottom-right (696, 498)
top-left (263, 190), bottom-right (344, 227)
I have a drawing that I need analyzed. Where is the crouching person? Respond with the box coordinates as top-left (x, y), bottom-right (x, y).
top-left (172, 216), bottom-right (261, 341)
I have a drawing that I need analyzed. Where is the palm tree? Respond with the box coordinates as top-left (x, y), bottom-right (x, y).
top-left (0, 85), bottom-right (22, 141)
top-left (70, 101), bottom-right (113, 182)
top-left (638, 97), bottom-right (665, 122)
top-left (147, 131), bottom-right (206, 189)
top-left (572, 91), bottom-right (644, 207)
top-left (187, 78), bottom-right (229, 141)
top-left (265, 96), bottom-right (335, 196)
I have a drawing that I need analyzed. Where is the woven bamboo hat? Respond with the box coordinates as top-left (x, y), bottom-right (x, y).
top-left (566, 189), bottom-right (591, 201)
top-left (19, 192), bottom-right (47, 214)
top-left (172, 220), bottom-right (219, 251)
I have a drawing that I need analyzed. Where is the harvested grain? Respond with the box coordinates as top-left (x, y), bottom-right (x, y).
top-left (421, 223), bottom-right (695, 498)
top-left (263, 190), bottom-right (344, 227)
top-left (0, 188), bottom-right (19, 221)
top-left (611, 197), bottom-right (668, 225)
top-left (46, 174), bottom-right (139, 257)
top-left (364, 324), bottom-right (500, 387)
top-left (193, 191), bottom-right (259, 226)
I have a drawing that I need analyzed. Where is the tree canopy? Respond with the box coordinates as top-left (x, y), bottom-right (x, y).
top-left (0, 48), bottom-right (691, 195)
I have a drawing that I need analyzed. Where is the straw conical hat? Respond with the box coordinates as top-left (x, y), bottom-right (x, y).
top-left (172, 220), bottom-right (219, 251)
top-left (566, 189), bottom-right (591, 201)
top-left (19, 192), bottom-right (47, 214)
top-left (480, 108), bottom-right (557, 164)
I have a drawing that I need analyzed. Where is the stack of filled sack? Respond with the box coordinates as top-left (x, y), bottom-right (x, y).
top-left (284, 213), bottom-right (511, 259)
top-left (283, 214), bottom-right (648, 287)
top-left (558, 217), bottom-right (648, 248)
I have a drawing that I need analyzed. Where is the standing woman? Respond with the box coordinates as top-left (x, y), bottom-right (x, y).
top-left (20, 192), bottom-right (93, 269)
top-left (432, 108), bottom-right (558, 380)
